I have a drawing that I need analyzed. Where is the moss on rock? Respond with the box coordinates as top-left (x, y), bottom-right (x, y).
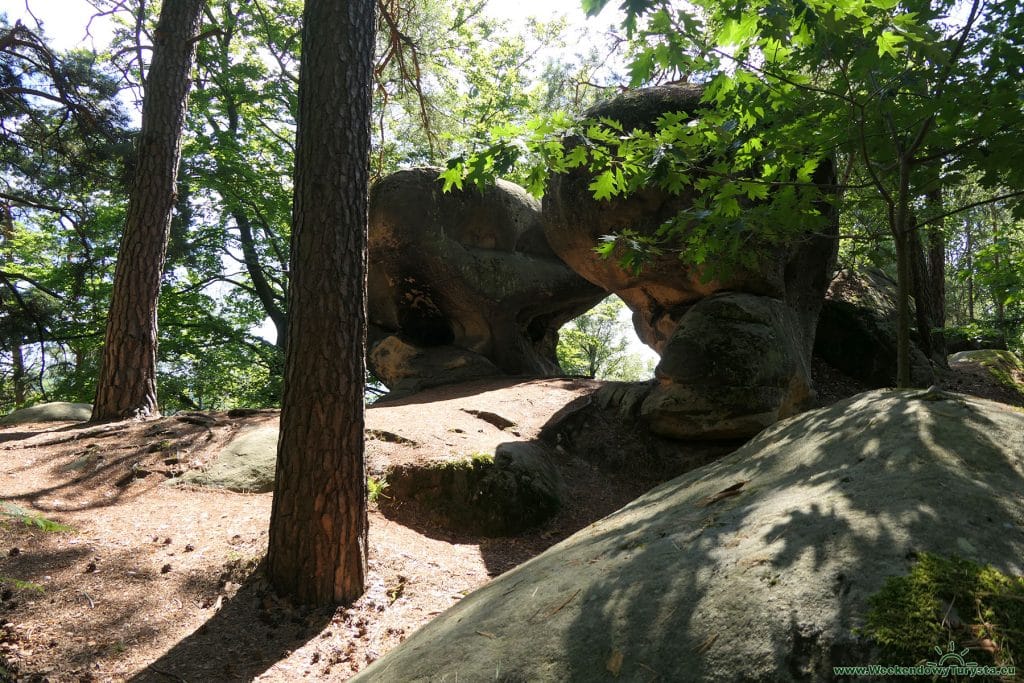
top-left (863, 552), bottom-right (1024, 668)
top-left (949, 349), bottom-right (1024, 398)
top-left (380, 443), bottom-right (561, 536)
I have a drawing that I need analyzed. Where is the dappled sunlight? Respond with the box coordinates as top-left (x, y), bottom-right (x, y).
top-left (354, 389), bottom-right (1024, 679)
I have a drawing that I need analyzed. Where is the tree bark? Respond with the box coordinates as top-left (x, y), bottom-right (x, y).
top-left (11, 343), bottom-right (26, 406)
top-left (265, 0), bottom-right (375, 606)
top-left (894, 163), bottom-right (912, 388)
top-left (925, 187), bottom-right (946, 365)
top-left (909, 191), bottom-right (946, 367)
top-left (966, 220), bottom-right (975, 321)
top-left (92, 0), bottom-right (204, 421)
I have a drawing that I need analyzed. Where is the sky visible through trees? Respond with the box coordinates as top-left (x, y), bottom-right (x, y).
top-left (0, 0), bottom-right (657, 370)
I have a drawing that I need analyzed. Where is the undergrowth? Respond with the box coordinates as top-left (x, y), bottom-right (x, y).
top-left (1, 502), bottom-right (72, 532)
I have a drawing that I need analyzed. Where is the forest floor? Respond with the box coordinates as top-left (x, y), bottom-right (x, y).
top-left (1, 359), bottom-right (1022, 682)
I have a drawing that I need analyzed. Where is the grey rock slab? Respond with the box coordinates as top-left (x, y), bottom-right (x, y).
top-left (177, 425), bottom-right (278, 493)
top-left (0, 402), bottom-right (92, 424)
top-left (354, 390), bottom-right (1024, 682)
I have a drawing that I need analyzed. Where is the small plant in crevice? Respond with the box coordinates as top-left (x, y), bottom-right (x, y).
top-left (0, 576), bottom-right (44, 594)
top-left (367, 475), bottom-right (390, 504)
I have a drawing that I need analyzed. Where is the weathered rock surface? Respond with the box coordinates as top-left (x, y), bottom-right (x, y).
top-left (540, 382), bottom-right (736, 482)
top-left (815, 268), bottom-right (934, 387)
top-left (949, 349), bottom-right (1024, 399)
top-left (543, 84), bottom-right (838, 439)
top-left (368, 168), bottom-right (605, 395)
top-left (175, 378), bottom-right (656, 534)
top-left (178, 426), bottom-right (278, 493)
top-left (642, 293), bottom-right (811, 439)
top-left (383, 441), bottom-right (564, 536)
top-left (354, 390), bottom-right (1024, 682)
top-left (0, 402), bottom-right (92, 424)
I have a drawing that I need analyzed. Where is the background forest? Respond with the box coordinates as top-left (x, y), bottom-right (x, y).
top-left (0, 0), bottom-right (1022, 415)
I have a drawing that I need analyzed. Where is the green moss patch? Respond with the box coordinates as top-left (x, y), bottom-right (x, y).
top-left (863, 553), bottom-right (1024, 668)
top-left (380, 444), bottom-right (561, 536)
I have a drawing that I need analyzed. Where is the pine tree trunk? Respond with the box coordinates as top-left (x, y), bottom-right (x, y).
top-left (894, 164), bottom-right (913, 388)
top-left (265, 0), bottom-right (375, 606)
top-left (11, 343), bottom-right (26, 406)
top-left (92, 0), bottom-right (204, 421)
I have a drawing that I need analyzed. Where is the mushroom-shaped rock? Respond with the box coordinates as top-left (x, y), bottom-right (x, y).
top-left (642, 293), bottom-right (811, 439)
top-left (368, 168), bottom-right (605, 395)
top-left (543, 84), bottom-right (838, 438)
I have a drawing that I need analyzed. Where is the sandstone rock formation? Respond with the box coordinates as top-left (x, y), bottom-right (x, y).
top-left (543, 84), bottom-right (839, 438)
top-left (177, 425), bottom-right (278, 493)
top-left (368, 168), bottom-right (605, 395)
top-left (815, 268), bottom-right (934, 387)
top-left (354, 390), bottom-right (1024, 682)
top-left (0, 402), bottom-right (92, 424)
top-left (949, 349), bottom-right (1024, 401)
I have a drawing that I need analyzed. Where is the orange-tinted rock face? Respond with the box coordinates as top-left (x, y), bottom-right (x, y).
top-left (543, 85), bottom-right (839, 438)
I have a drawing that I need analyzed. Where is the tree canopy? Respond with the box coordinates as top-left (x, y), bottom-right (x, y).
top-left (1, 0), bottom-right (1022, 411)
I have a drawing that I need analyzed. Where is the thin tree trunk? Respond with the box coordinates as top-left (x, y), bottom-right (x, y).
top-left (11, 343), bottom-right (26, 406)
top-left (234, 208), bottom-right (288, 347)
top-left (265, 0), bottom-right (375, 606)
top-left (894, 163), bottom-right (913, 388)
top-left (966, 220), bottom-right (975, 321)
top-left (926, 187), bottom-right (946, 365)
top-left (1, 203), bottom-right (26, 406)
top-left (92, 0), bottom-right (204, 421)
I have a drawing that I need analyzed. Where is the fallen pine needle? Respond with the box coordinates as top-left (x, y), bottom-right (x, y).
top-left (546, 589), bottom-right (581, 618)
top-left (694, 633), bottom-right (718, 654)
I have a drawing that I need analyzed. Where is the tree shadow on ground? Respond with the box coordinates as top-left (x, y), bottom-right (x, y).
top-left (373, 376), bottom-right (598, 407)
top-left (129, 566), bottom-right (332, 682)
top-left (0, 418), bottom-right (234, 514)
top-left (0, 538), bottom-right (312, 681)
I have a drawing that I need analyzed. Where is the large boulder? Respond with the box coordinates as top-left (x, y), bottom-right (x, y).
top-left (177, 426), bottom-right (278, 493)
top-left (0, 402), bottom-right (92, 424)
top-left (641, 293), bottom-right (811, 439)
top-left (354, 390), bottom-right (1024, 681)
top-left (543, 84), bottom-right (838, 439)
top-left (814, 268), bottom-right (934, 387)
top-left (949, 349), bottom-right (1024, 401)
top-left (368, 168), bottom-right (605, 395)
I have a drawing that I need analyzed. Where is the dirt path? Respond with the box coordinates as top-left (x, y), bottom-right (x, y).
top-left (0, 381), bottom-right (649, 681)
top-left (1, 366), bottom-right (1020, 681)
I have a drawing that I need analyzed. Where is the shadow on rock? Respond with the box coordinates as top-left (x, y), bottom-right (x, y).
top-left (352, 390), bottom-right (1024, 681)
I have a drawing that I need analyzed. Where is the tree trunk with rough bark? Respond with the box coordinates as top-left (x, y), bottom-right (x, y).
top-left (265, 0), bottom-right (375, 606)
top-left (92, 0), bottom-right (204, 421)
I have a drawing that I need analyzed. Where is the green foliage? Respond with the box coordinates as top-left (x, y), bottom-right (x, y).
top-left (863, 553), bottom-right (1024, 667)
top-left (1, 502), bottom-right (72, 533)
top-left (367, 476), bottom-right (389, 504)
top-left (557, 296), bottom-right (655, 381)
top-left (445, 0), bottom-right (1024, 386)
top-left (0, 577), bottom-right (44, 593)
